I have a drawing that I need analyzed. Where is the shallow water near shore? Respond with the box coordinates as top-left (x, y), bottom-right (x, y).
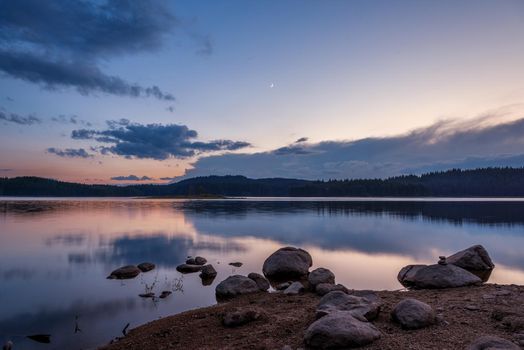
top-left (1, 198), bottom-right (524, 349)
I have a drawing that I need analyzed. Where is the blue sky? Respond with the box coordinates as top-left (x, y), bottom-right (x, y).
top-left (1, 0), bottom-right (524, 182)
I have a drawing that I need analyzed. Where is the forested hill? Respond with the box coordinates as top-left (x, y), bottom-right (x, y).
top-left (1, 168), bottom-right (524, 197)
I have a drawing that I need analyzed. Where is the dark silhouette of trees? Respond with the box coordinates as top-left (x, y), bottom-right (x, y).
top-left (1, 167), bottom-right (524, 197)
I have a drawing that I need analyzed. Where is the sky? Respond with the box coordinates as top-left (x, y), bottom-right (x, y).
top-left (1, 0), bottom-right (524, 184)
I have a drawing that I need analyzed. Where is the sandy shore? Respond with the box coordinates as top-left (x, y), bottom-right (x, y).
top-left (100, 283), bottom-right (524, 350)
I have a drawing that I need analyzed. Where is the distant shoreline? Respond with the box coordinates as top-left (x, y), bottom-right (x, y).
top-left (3, 168), bottom-right (524, 198)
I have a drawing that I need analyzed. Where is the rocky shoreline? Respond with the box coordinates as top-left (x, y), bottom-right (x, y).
top-left (101, 246), bottom-right (524, 350)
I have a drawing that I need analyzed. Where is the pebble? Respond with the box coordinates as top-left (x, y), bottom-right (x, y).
top-left (139, 292), bottom-right (155, 298)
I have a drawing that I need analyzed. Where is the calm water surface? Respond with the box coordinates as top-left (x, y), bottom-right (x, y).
top-left (1, 198), bottom-right (524, 349)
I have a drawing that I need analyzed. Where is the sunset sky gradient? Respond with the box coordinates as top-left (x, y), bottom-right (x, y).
top-left (1, 0), bottom-right (524, 183)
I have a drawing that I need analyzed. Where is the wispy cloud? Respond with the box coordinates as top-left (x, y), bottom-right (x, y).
top-left (159, 176), bottom-right (177, 181)
top-left (183, 114), bottom-right (524, 180)
top-left (70, 119), bottom-right (251, 160)
top-left (0, 109), bottom-right (41, 125)
top-left (47, 147), bottom-right (92, 158)
top-left (111, 175), bottom-right (153, 181)
top-left (51, 114), bottom-right (92, 126)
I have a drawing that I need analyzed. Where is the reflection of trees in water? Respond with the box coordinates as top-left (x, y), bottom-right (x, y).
top-left (3, 199), bottom-right (524, 226)
top-left (176, 200), bottom-right (524, 226)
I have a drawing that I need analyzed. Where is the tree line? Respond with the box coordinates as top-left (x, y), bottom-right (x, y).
top-left (1, 167), bottom-right (524, 197)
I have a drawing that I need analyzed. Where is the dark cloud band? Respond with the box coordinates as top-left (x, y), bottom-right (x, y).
top-left (111, 175), bottom-right (153, 181)
top-left (70, 120), bottom-right (251, 160)
top-left (183, 115), bottom-right (524, 180)
top-left (47, 148), bottom-right (92, 158)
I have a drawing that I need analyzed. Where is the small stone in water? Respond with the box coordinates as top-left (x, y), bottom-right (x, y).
top-left (139, 292), bottom-right (155, 298)
top-left (229, 262), bottom-right (243, 267)
top-left (159, 291), bottom-right (172, 299)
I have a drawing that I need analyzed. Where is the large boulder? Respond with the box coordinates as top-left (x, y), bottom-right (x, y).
top-left (308, 268), bottom-right (335, 289)
top-left (262, 247), bottom-right (312, 279)
top-left (447, 245), bottom-right (494, 281)
top-left (107, 265), bottom-right (141, 279)
top-left (248, 273), bottom-right (270, 291)
top-left (398, 263), bottom-right (482, 289)
top-left (466, 336), bottom-right (519, 350)
top-left (316, 291), bottom-right (382, 321)
top-left (391, 298), bottom-right (436, 329)
top-left (215, 275), bottom-right (261, 298)
top-left (304, 311), bottom-right (381, 349)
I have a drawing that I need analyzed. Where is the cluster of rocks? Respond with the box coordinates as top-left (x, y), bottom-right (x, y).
top-left (175, 256), bottom-right (219, 285)
top-left (212, 244), bottom-right (519, 349)
top-left (107, 262), bottom-right (156, 279)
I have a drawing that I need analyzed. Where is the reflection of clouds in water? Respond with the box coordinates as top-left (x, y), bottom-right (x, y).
top-left (0, 298), bottom-right (136, 349)
top-left (45, 233), bottom-right (87, 246)
top-left (68, 233), bottom-right (246, 267)
top-left (1, 268), bottom-right (36, 280)
top-left (180, 202), bottom-right (524, 272)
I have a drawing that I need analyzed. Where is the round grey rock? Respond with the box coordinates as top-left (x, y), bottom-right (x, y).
top-left (248, 272), bottom-right (270, 291)
top-left (466, 335), bottom-right (519, 350)
top-left (107, 265), bottom-right (141, 279)
top-left (391, 298), bottom-right (436, 329)
top-left (215, 275), bottom-right (261, 298)
top-left (262, 247), bottom-right (312, 278)
top-left (308, 268), bottom-right (335, 288)
top-left (304, 311), bottom-right (381, 349)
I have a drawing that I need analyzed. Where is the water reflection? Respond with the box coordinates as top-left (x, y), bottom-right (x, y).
top-left (1, 198), bottom-right (524, 349)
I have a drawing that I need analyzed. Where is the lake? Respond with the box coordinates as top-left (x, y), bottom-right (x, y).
top-left (1, 198), bottom-right (524, 349)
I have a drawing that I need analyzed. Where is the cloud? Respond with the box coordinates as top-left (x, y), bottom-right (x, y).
top-left (0, 168), bottom-right (13, 172)
top-left (0, 0), bottom-right (177, 100)
top-left (47, 147), bottom-right (93, 158)
top-left (111, 175), bottom-right (153, 181)
top-left (160, 176), bottom-right (177, 181)
top-left (0, 50), bottom-right (175, 100)
top-left (71, 120), bottom-right (251, 160)
top-left (51, 114), bottom-right (92, 126)
top-left (295, 137), bottom-right (308, 143)
top-left (0, 109), bottom-right (41, 125)
top-left (183, 115), bottom-right (524, 180)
